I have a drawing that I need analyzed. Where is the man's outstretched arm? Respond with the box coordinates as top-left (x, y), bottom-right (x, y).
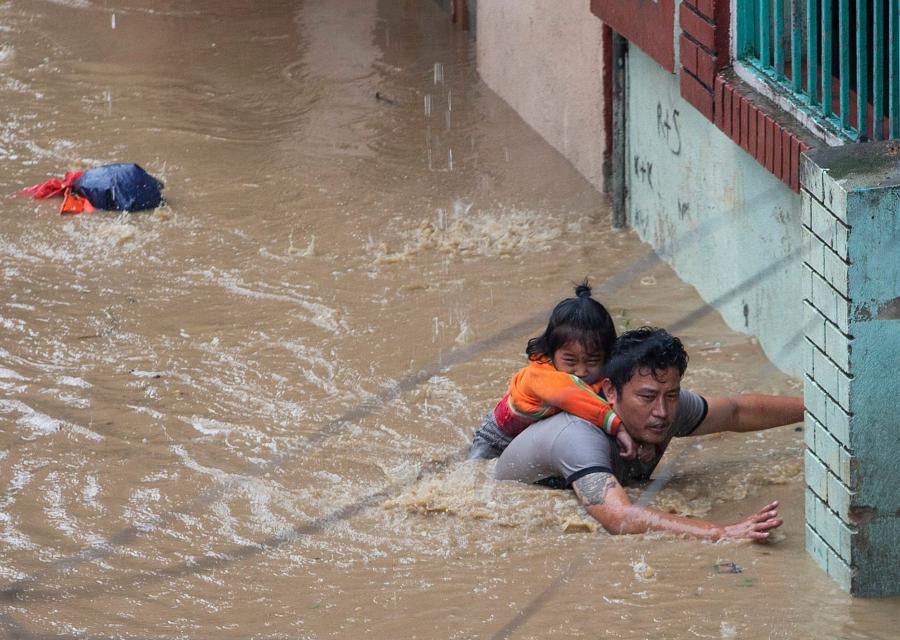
top-left (691, 394), bottom-right (804, 437)
top-left (571, 472), bottom-right (782, 540)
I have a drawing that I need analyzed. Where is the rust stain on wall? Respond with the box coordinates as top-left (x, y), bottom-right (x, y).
top-left (875, 297), bottom-right (900, 320)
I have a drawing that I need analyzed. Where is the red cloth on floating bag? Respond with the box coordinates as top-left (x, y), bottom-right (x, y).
top-left (19, 171), bottom-right (83, 199)
top-left (19, 171), bottom-right (96, 214)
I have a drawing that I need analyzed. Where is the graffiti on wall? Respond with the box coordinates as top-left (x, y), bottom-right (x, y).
top-left (657, 102), bottom-right (681, 156)
top-left (633, 155), bottom-right (653, 188)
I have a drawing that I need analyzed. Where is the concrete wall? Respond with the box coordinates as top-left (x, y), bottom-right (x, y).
top-left (476, 0), bottom-right (607, 192)
top-left (626, 47), bottom-right (804, 375)
top-left (802, 142), bottom-right (900, 597)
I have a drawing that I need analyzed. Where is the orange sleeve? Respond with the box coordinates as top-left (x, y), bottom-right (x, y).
top-left (508, 361), bottom-right (621, 435)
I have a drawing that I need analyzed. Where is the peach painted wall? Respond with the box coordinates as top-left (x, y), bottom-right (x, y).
top-left (476, 1), bottom-right (608, 192)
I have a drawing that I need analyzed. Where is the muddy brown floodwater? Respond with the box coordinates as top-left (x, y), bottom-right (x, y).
top-left (1, 1), bottom-right (898, 638)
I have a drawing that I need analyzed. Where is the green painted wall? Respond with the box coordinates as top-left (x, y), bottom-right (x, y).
top-left (626, 47), bottom-right (804, 375)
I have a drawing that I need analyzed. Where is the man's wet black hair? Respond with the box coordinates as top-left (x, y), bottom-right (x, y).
top-left (603, 327), bottom-right (689, 394)
top-left (525, 280), bottom-right (617, 362)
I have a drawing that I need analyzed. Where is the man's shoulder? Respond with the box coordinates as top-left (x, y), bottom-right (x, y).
top-left (495, 412), bottom-right (618, 486)
top-left (535, 411), bottom-right (612, 436)
top-left (671, 388), bottom-right (708, 437)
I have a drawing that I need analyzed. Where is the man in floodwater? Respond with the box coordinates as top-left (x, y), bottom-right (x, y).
top-left (494, 327), bottom-right (804, 540)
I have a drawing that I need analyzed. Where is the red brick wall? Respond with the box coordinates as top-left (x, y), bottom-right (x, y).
top-left (713, 76), bottom-right (811, 190)
top-left (593, 0), bottom-right (813, 192)
top-left (590, 0), bottom-right (676, 72)
top-left (678, 0), bottom-right (727, 127)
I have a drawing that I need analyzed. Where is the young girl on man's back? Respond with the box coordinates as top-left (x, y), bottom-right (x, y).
top-left (468, 282), bottom-right (636, 460)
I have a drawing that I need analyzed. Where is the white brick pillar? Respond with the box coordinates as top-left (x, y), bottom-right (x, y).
top-left (800, 141), bottom-right (900, 597)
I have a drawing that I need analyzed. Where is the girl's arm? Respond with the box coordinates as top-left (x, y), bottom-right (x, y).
top-left (512, 362), bottom-right (621, 435)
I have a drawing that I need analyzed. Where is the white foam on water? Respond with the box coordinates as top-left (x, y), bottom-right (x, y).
top-left (81, 475), bottom-right (103, 512)
top-left (44, 0), bottom-right (91, 8)
top-left (0, 237), bottom-right (42, 265)
top-left (201, 269), bottom-right (347, 334)
top-left (51, 390), bottom-right (90, 409)
top-left (124, 487), bottom-right (162, 534)
top-left (0, 399), bottom-right (62, 435)
top-left (279, 339), bottom-right (340, 395)
top-left (9, 465), bottom-right (32, 493)
top-left (0, 466), bottom-right (37, 550)
top-left (44, 471), bottom-right (80, 540)
top-left (381, 461), bottom-right (579, 539)
top-left (630, 554), bottom-right (657, 582)
top-left (0, 563), bottom-right (28, 581)
top-left (1, 76), bottom-right (30, 94)
top-left (246, 484), bottom-right (294, 538)
top-left (66, 423), bottom-right (103, 442)
top-left (402, 375), bottom-right (474, 442)
top-left (61, 217), bottom-right (157, 263)
top-left (170, 444), bottom-right (321, 545)
top-left (186, 416), bottom-right (238, 437)
top-left (127, 404), bottom-right (165, 421)
top-left (373, 205), bottom-right (570, 265)
top-left (130, 369), bottom-right (164, 378)
top-left (209, 500), bottom-right (256, 548)
top-left (0, 315), bottom-right (27, 333)
top-left (58, 375), bottom-right (91, 388)
top-left (0, 366), bottom-right (25, 380)
top-left (258, 233), bottom-right (316, 261)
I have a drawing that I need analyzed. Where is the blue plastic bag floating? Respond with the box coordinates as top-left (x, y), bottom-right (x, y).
top-left (74, 163), bottom-right (164, 212)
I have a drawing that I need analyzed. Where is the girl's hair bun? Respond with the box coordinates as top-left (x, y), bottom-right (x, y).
top-left (524, 277), bottom-right (615, 361)
top-left (574, 279), bottom-right (592, 299)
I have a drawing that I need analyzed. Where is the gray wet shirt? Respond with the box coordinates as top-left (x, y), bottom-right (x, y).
top-left (493, 389), bottom-right (708, 487)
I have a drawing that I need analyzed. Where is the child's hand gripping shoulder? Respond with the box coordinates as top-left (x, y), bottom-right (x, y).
top-left (615, 427), bottom-right (637, 459)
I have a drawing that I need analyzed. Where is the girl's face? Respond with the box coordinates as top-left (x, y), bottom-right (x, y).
top-left (552, 341), bottom-right (604, 384)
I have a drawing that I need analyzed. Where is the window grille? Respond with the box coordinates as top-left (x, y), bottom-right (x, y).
top-left (736, 0), bottom-right (900, 140)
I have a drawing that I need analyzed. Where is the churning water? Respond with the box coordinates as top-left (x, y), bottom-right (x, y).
top-left (1, 1), bottom-right (898, 638)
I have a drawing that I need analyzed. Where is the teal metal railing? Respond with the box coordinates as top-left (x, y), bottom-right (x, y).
top-left (737, 0), bottom-right (900, 140)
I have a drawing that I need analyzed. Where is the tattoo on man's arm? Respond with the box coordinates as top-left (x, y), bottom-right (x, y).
top-left (573, 472), bottom-right (619, 506)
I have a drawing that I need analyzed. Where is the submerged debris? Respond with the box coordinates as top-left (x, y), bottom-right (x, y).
top-left (713, 561), bottom-right (742, 574)
top-left (560, 517), bottom-right (597, 534)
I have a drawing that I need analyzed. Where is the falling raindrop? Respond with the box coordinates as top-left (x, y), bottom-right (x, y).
top-left (447, 148), bottom-right (453, 171)
top-left (433, 62), bottom-right (443, 84)
top-left (424, 94), bottom-right (432, 117)
top-left (111, 13), bottom-right (116, 29)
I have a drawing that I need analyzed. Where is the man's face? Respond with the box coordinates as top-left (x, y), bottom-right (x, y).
top-left (601, 366), bottom-right (682, 445)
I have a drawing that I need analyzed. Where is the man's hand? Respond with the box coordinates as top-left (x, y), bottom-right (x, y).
top-left (722, 501), bottom-right (782, 540)
top-left (572, 472), bottom-right (785, 541)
